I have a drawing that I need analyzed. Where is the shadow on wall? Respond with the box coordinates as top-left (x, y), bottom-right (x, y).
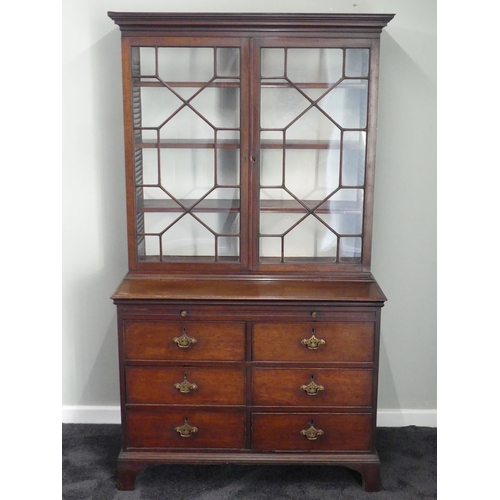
top-left (372, 29), bottom-right (436, 413)
top-left (63, 27), bottom-right (128, 407)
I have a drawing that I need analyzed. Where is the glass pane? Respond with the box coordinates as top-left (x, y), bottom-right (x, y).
top-left (196, 188), bottom-right (240, 214)
top-left (345, 49), bottom-right (369, 77)
top-left (139, 47), bottom-right (156, 75)
top-left (318, 80), bottom-right (368, 129)
top-left (217, 148), bottom-right (240, 185)
top-left (284, 216), bottom-right (337, 259)
top-left (195, 212), bottom-right (240, 235)
top-left (260, 131), bottom-right (284, 186)
top-left (218, 237), bottom-right (239, 257)
top-left (217, 48), bottom-right (240, 77)
top-left (284, 149), bottom-right (340, 200)
top-left (286, 48), bottom-right (343, 84)
top-left (260, 149), bottom-right (283, 187)
top-left (161, 215), bottom-right (215, 257)
top-left (342, 131), bottom-right (366, 187)
top-left (157, 47), bottom-right (214, 82)
top-left (159, 106), bottom-right (214, 142)
top-left (261, 49), bottom-right (285, 78)
top-left (261, 85), bottom-right (311, 130)
top-left (143, 212), bottom-right (171, 233)
top-left (140, 86), bottom-right (181, 132)
top-left (141, 148), bottom-right (159, 185)
top-left (260, 236), bottom-right (282, 259)
top-left (285, 106), bottom-right (342, 142)
top-left (158, 149), bottom-right (214, 201)
top-left (142, 235), bottom-right (160, 257)
top-left (260, 212), bottom-right (306, 235)
top-left (317, 189), bottom-right (364, 235)
top-left (339, 237), bottom-right (362, 262)
top-left (190, 87), bottom-right (240, 129)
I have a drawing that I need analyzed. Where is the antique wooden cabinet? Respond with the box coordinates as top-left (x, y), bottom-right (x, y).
top-left (108, 12), bottom-right (393, 492)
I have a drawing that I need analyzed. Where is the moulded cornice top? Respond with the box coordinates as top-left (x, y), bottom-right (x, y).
top-left (107, 12), bottom-right (395, 34)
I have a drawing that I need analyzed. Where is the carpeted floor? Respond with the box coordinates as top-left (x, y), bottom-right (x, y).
top-left (62, 424), bottom-right (436, 499)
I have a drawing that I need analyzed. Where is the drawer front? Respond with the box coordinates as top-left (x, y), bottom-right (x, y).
top-left (252, 368), bottom-right (372, 407)
top-left (124, 321), bottom-right (245, 361)
top-left (253, 322), bottom-right (374, 362)
top-left (127, 410), bottom-right (246, 449)
top-left (126, 367), bottom-right (245, 405)
top-left (252, 413), bottom-right (372, 451)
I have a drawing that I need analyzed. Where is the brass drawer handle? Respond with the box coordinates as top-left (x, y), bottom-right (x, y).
top-left (300, 420), bottom-right (324, 441)
top-left (173, 327), bottom-right (197, 349)
top-left (300, 375), bottom-right (324, 396)
top-left (301, 329), bottom-right (326, 350)
top-left (175, 417), bottom-right (198, 437)
top-left (180, 310), bottom-right (188, 317)
top-left (174, 372), bottom-right (198, 394)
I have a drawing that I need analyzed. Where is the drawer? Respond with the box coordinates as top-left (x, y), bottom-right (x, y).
top-left (126, 410), bottom-right (246, 449)
top-left (252, 413), bottom-right (372, 451)
top-left (253, 322), bottom-right (374, 362)
top-left (252, 368), bottom-right (372, 407)
top-left (124, 321), bottom-right (245, 361)
top-left (126, 367), bottom-right (245, 405)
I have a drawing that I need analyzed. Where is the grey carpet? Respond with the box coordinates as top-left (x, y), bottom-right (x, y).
top-left (62, 424), bottom-right (436, 499)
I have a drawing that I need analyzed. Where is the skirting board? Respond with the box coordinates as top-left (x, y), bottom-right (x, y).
top-left (62, 406), bottom-right (437, 427)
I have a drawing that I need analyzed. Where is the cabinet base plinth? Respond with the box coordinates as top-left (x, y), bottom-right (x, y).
top-left (116, 450), bottom-right (381, 492)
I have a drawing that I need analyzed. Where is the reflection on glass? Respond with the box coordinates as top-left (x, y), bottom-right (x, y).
top-left (218, 237), bottom-right (239, 257)
top-left (261, 86), bottom-right (311, 130)
top-left (217, 48), bottom-right (240, 77)
top-left (195, 212), bottom-right (240, 235)
top-left (191, 88), bottom-right (240, 129)
top-left (339, 237), bottom-right (362, 262)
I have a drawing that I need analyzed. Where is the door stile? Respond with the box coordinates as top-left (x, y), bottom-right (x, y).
top-left (361, 39), bottom-right (380, 273)
top-left (248, 37), bottom-right (262, 272)
top-left (238, 38), bottom-right (252, 271)
top-left (120, 37), bottom-right (140, 271)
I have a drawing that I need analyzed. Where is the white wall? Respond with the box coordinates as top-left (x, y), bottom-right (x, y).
top-left (62, 0), bottom-right (437, 425)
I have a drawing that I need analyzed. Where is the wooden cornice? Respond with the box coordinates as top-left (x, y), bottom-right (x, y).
top-left (108, 12), bottom-right (395, 35)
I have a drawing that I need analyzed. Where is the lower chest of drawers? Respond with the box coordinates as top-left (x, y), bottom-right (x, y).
top-left (117, 303), bottom-right (380, 455)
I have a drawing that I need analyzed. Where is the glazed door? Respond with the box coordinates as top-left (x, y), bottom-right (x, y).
top-left (124, 37), bottom-right (250, 271)
top-left (252, 38), bottom-right (379, 273)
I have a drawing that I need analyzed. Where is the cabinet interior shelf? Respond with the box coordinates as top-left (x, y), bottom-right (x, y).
top-left (137, 199), bottom-right (362, 213)
top-left (133, 80), bottom-right (366, 89)
top-left (135, 139), bottom-right (365, 150)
